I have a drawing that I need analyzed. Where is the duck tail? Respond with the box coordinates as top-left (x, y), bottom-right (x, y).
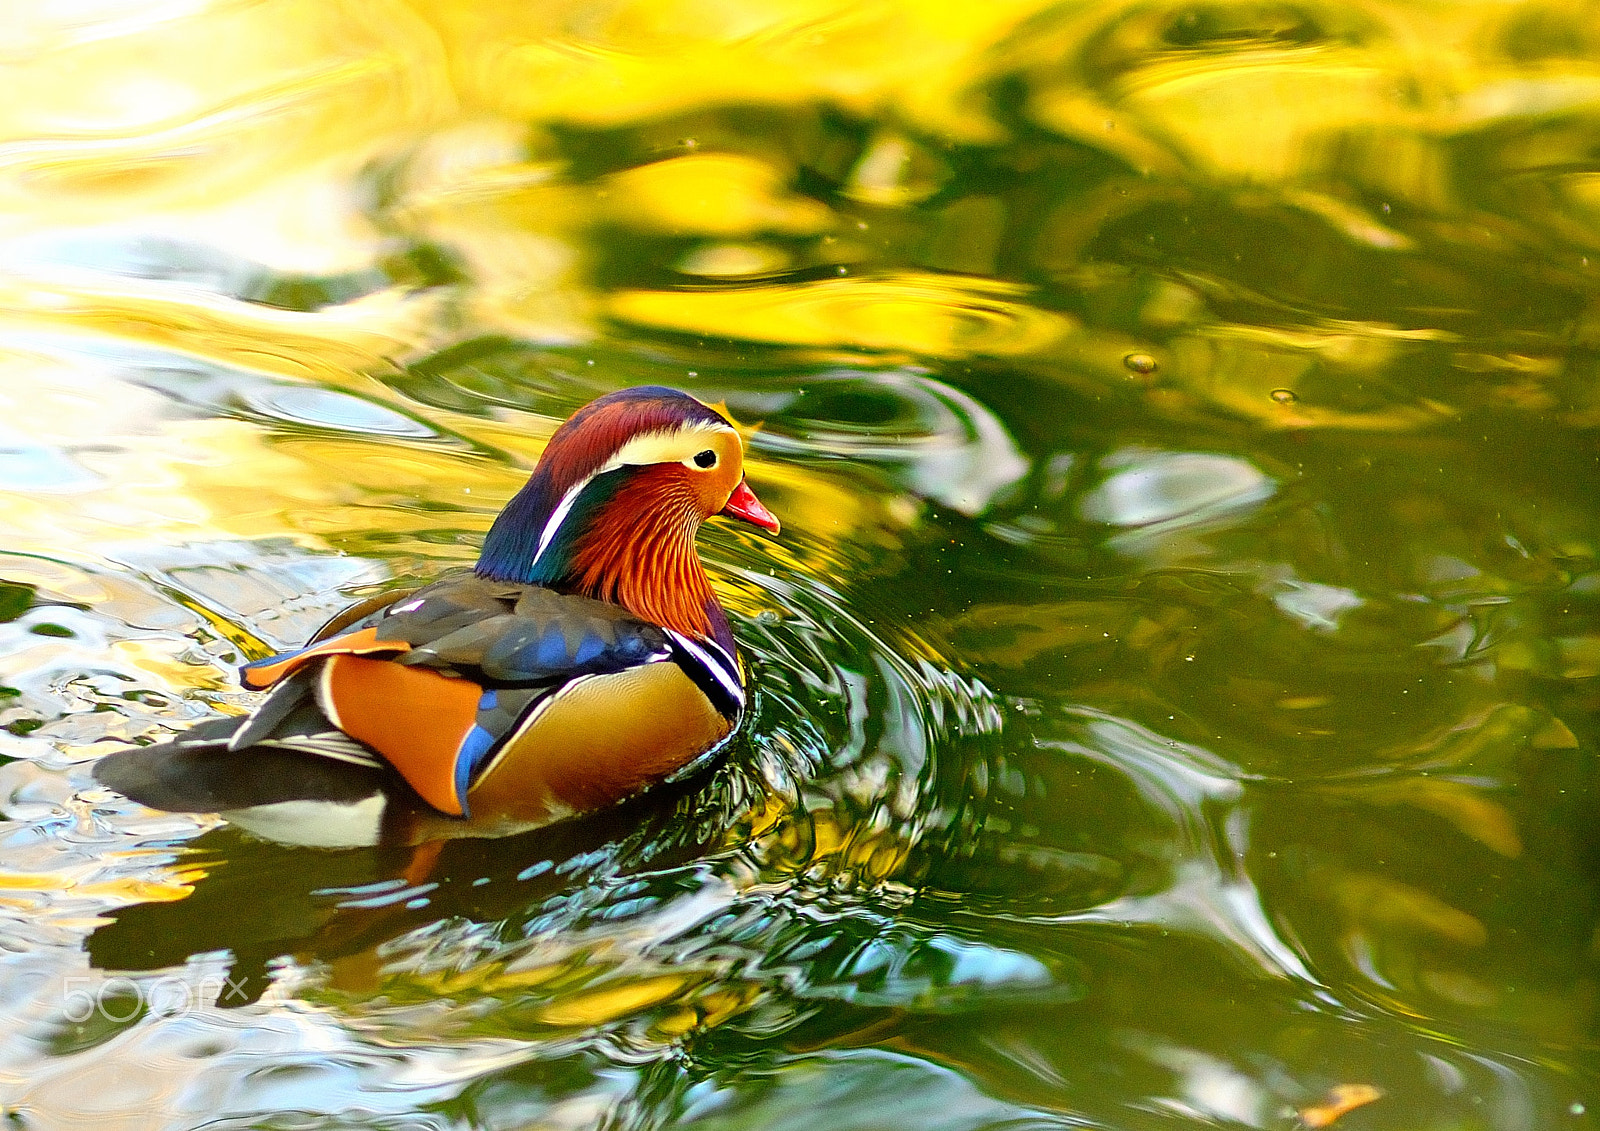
top-left (94, 669), bottom-right (384, 814)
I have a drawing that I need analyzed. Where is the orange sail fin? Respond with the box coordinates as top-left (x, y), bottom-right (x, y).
top-left (238, 627), bottom-right (403, 691)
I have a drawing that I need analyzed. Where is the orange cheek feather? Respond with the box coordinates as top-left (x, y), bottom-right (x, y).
top-left (317, 654), bottom-right (482, 816)
top-left (572, 468), bottom-right (718, 640)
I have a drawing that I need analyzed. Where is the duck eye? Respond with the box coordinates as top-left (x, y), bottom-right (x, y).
top-left (693, 449), bottom-right (717, 469)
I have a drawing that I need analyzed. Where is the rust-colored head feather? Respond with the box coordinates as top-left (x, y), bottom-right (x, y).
top-left (477, 387), bottom-right (775, 650)
top-left (534, 389), bottom-right (730, 503)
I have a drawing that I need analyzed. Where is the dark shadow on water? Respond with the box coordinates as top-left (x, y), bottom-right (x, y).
top-left (86, 764), bottom-right (737, 1005)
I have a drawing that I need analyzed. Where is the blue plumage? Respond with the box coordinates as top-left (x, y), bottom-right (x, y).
top-left (535, 624), bottom-right (569, 669)
top-left (572, 631), bottom-right (605, 665)
top-left (454, 724), bottom-right (499, 815)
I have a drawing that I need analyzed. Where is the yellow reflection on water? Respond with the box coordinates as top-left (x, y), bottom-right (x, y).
top-left (4, 0), bottom-right (1597, 440)
top-left (610, 274), bottom-right (1075, 357)
top-left (604, 153), bottom-right (832, 236)
top-left (417, 0), bottom-right (1060, 139)
top-left (0, 1), bottom-right (450, 223)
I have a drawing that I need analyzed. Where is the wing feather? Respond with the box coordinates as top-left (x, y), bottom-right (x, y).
top-left (114, 572), bottom-right (739, 823)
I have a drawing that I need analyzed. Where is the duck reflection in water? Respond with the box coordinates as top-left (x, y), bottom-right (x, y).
top-left (87, 765), bottom-right (737, 1005)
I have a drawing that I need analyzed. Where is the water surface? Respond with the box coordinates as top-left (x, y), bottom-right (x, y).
top-left (0, 1), bottom-right (1597, 1128)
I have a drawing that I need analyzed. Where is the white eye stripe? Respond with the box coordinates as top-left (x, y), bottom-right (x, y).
top-left (606, 423), bottom-right (730, 473)
top-left (529, 423), bottom-right (736, 569)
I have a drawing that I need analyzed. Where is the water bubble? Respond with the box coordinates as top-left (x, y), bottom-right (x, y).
top-left (1123, 352), bottom-right (1157, 375)
top-left (1270, 388), bottom-right (1297, 404)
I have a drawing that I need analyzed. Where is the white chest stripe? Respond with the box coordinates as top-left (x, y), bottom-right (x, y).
top-left (667, 630), bottom-right (744, 707)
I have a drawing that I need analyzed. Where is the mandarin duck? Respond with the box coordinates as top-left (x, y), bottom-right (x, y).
top-left (94, 386), bottom-right (779, 845)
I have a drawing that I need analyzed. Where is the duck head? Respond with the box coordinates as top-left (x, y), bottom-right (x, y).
top-left (476, 386), bottom-right (779, 652)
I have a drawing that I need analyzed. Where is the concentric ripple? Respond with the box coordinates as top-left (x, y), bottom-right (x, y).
top-left (0, 535), bottom-right (1073, 1124)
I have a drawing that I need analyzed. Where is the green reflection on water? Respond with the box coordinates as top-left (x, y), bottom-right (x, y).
top-left (0, 1), bottom-right (1596, 1128)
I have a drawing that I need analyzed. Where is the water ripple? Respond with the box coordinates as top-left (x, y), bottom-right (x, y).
top-left (751, 369), bottom-right (1030, 517)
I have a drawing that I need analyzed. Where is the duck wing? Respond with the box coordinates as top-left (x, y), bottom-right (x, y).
top-left (96, 573), bottom-right (740, 823)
